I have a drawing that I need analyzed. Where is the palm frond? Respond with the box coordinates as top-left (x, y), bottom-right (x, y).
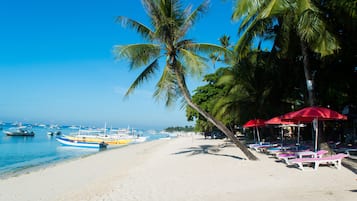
top-left (232, 0), bottom-right (263, 20)
top-left (260, 0), bottom-right (290, 18)
top-left (125, 59), bottom-right (160, 96)
top-left (153, 66), bottom-right (179, 106)
top-left (180, 0), bottom-right (210, 38)
top-left (328, 0), bottom-right (357, 18)
top-left (179, 48), bottom-right (208, 77)
top-left (113, 44), bottom-right (161, 69)
top-left (187, 43), bottom-right (229, 55)
top-left (297, 7), bottom-right (340, 56)
top-left (116, 16), bottom-right (154, 41)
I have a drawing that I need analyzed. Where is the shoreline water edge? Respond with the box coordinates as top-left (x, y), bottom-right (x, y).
top-left (0, 124), bottom-right (175, 179)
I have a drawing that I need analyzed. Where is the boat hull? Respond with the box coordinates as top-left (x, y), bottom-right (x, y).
top-left (4, 130), bottom-right (35, 136)
top-left (64, 135), bottom-right (132, 145)
top-left (56, 137), bottom-right (107, 149)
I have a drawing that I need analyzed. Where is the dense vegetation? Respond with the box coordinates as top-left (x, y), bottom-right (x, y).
top-left (186, 1), bottom-right (357, 135)
top-left (164, 126), bottom-right (195, 132)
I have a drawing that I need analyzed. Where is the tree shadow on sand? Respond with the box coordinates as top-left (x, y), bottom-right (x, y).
top-left (173, 145), bottom-right (245, 160)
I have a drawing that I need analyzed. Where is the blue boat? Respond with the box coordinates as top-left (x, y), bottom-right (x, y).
top-left (56, 136), bottom-right (108, 149)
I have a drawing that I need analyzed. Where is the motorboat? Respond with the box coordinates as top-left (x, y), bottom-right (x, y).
top-left (47, 131), bottom-right (62, 136)
top-left (56, 136), bottom-right (108, 149)
top-left (3, 127), bottom-right (35, 136)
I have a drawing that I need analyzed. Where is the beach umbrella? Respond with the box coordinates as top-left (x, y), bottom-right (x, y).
top-left (265, 116), bottom-right (295, 147)
top-left (243, 119), bottom-right (266, 143)
top-left (281, 106), bottom-right (347, 122)
top-left (243, 119), bottom-right (266, 128)
top-left (264, 116), bottom-right (295, 125)
top-left (281, 106), bottom-right (347, 151)
top-left (265, 116), bottom-right (306, 146)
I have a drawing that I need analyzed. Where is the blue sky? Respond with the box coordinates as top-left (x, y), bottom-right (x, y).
top-left (0, 0), bottom-right (240, 130)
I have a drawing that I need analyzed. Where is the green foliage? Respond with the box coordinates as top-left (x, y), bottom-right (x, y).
top-left (114, 0), bottom-right (226, 106)
top-left (187, 0), bottom-right (357, 131)
top-left (164, 126), bottom-right (195, 132)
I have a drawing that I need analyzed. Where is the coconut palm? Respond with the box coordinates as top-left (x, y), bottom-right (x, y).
top-left (114, 0), bottom-right (257, 160)
top-left (232, 0), bottom-right (340, 106)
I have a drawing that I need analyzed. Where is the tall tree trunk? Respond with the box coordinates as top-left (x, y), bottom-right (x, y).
top-left (175, 72), bottom-right (258, 160)
top-left (300, 41), bottom-right (316, 106)
top-left (301, 41), bottom-right (331, 152)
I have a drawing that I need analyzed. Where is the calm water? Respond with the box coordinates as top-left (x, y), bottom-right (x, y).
top-left (0, 124), bottom-right (170, 178)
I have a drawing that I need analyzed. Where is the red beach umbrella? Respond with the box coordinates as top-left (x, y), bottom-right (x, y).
top-left (243, 119), bottom-right (266, 143)
top-left (281, 106), bottom-right (347, 151)
top-left (265, 116), bottom-right (295, 125)
top-left (281, 106), bottom-right (347, 122)
top-left (243, 119), bottom-right (266, 128)
top-left (265, 116), bottom-right (301, 147)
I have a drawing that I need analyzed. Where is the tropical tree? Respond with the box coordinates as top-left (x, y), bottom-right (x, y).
top-left (232, 0), bottom-right (340, 106)
top-left (114, 0), bottom-right (257, 160)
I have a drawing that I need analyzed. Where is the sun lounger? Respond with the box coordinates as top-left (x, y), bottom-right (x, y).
top-left (277, 153), bottom-right (298, 164)
top-left (278, 150), bottom-right (328, 165)
top-left (345, 149), bottom-right (357, 160)
top-left (289, 153), bottom-right (348, 171)
top-left (266, 146), bottom-right (296, 155)
top-left (253, 144), bottom-right (279, 152)
top-left (248, 142), bottom-right (270, 149)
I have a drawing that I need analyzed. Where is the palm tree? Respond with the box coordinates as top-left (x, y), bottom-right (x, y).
top-left (232, 0), bottom-right (340, 106)
top-left (113, 0), bottom-right (257, 160)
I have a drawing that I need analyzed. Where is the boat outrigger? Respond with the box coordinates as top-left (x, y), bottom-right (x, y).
top-left (56, 136), bottom-right (108, 149)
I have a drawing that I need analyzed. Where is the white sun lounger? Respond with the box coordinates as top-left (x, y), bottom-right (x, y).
top-left (289, 153), bottom-right (348, 171)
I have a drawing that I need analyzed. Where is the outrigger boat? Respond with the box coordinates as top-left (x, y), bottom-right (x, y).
top-left (56, 136), bottom-right (108, 149)
top-left (63, 134), bottom-right (132, 145)
top-left (60, 124), bottom-right (147, 146)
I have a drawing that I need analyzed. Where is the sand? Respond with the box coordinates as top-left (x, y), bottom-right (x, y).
top-left (0, 134), bottom-right (356, 201)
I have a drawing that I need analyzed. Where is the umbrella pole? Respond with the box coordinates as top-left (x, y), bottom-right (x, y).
top-left (313, 118), bottom-right (319, 152)
top-left (281, 127), bottom-right (284, 148)
top-left (253, 128), bottom-right (256, 143)
top-left (297, 121), bottom-right (301, 146)
top-left (256, 127), bottom-right (261, 143)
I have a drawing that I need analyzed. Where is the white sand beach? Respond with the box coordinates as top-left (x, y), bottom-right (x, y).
top-left (0, 134), bottom-right (356, 201)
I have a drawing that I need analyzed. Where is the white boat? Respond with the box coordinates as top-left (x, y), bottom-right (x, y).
top-left (67, 126), bottom-right (147, 145)
top-left (56, 136), bottom-right (108, 149)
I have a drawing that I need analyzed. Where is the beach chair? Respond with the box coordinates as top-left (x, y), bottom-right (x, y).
top-left (278, 150), bottom-right (328, 165)
top-left (315, 150), bottom-right (328, 158)
top-left (345, 149), bottom-right (357, 160)
top-left (289, 153), bottom-right (348, 171)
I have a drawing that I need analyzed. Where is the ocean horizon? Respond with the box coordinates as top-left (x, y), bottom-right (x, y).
top-left (0, 122), bottom-right (172, 178)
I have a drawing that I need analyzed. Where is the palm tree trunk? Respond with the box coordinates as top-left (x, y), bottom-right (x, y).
top-left (301, 41), bottom-right (331, 152)
top-left (300, 41), bottom-right (316, 106)
top-left (175, 73), bottom-right (258, 160)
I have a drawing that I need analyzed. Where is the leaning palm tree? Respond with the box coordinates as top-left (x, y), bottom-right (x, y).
top-left (113, 0), bottom-right (257, 160)
top-left (232, 0), bottom-right (340, 106)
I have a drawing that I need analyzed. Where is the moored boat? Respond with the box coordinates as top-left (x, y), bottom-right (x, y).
top-left (56, 136), bottom-right (108, 149)
top-left (65, 128), bottom-right (135, 145)
top-left (3, 127), bottom-right (35, 136)
top-left (64, 134), bottom-right (132, 145)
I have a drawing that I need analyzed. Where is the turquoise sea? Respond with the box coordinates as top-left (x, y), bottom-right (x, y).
top-left (0, 123), bottom-right (170, 178)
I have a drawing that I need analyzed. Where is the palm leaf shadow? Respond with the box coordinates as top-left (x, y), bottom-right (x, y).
top-left (173, 144), bottom-right (245, 160)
